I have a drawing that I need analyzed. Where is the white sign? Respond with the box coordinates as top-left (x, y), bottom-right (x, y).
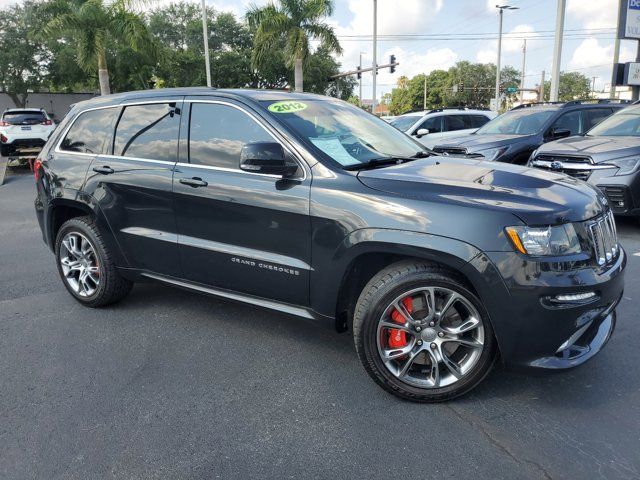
top-left (489, 98), bottom-right (498, 111)
top-left (626, 62), bottom-right (640, 85)
top-left (621, 0), bottom-right (640, 39)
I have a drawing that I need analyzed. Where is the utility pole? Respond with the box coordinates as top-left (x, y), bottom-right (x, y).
top-left (423, 75), bottom-right (427, 110)
top-left (591, 76), bottom-right (597, 97)
top-left (359, 52), bottom-right (363, 107)
top-left (539, 70), bottom-right (545, 101)
top-left (550, 0), bottom-right (566, 102)
top-left (519, 38), bottom-right (527, 103)
top-left (495, 5), bottom-right (519, 111)
top-left (371, 0), bottom-right (378, 115)
top-left (611, 0), bottom-right (621, 99)
top-left (634, 42), bottom-right (640, 101)
top-left (201, 0), bottom-right (211, 87)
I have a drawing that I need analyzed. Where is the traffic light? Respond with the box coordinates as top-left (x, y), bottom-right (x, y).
top-left (459, 81), bottom-right (464, 92)
top-left (390, 54), bottom-right (396, 73)
top-left (473, 84), bottom-right (478, 93)
top-left (356, 67), bottom-right (361, 80)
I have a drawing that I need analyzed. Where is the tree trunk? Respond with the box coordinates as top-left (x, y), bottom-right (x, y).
top-left (294, 58), bottom-right (303, 92)
top-left (98, 51), bottom-right (111, 96)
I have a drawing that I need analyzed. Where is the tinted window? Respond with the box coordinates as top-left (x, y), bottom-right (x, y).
top-left (444, 115), bottom-right (467, 131)
top-left (585, 108), bottom-right (613, 130)
top-left (189, 103), bottom-right (272, 169)
top-left (469, 115), bottom-right (490, 128)
top-left (550, 110), bottom-right (582, 135)
top-left (113, 103), bottom-right (179, 161)
top-left (60, 108), bottom-right (117, 154)
top-left (476, 109), bottom-right (556, 135)
top-left (2, 110), bottom-right (47, 125)
top-left (390, 115), bottom-right (421, 132)
top-left (417, 116), bottom-right (443, 133)
top-left (587, 111), bottom-right (640, 136)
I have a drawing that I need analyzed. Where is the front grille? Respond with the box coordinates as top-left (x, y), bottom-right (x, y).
top-left (588, 210), bottom-right (619, 268)
top-left (432, 146), bottom-right (468, 156)
top-left (533, 155), bottom-right (593, 180)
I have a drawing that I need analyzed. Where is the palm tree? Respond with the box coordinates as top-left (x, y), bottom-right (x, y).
top-left (247, 0), bottom-right (342, 93)
top-left (46, 0), bottom-right (157, 95)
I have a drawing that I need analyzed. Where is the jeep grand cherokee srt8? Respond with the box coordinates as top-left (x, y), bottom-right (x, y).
top-left (34, 88), bottom-right (625, 402)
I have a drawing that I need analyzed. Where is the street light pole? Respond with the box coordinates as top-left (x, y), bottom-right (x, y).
top-left (550, 0), bottom-right (566, 102)
top-left (519, 38), bottom-right (527, 103)
top-left (495, 5), bottom-right (518, 111)
top-left (359, 52), bottom-right (364, 107)
top-left (371, 0), bottom-right (378, 115)
top-left (201, 0), bottom-right (212, 87)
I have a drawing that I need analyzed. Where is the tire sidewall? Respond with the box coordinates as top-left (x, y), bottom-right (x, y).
top-left (357, 270), bottom-right (497, 401)
top-left (54, 219), bottom-right (107, 305)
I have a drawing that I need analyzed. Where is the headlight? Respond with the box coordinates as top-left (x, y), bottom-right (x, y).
top-left (608, 156), bottom-right (640, 176)
top-left (478, 146), bottom-right (509, 161)
top-left (505, 224), bottom-right (581, 256)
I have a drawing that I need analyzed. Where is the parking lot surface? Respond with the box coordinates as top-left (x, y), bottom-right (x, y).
top-left (1, 172), bottom-right (639, 480)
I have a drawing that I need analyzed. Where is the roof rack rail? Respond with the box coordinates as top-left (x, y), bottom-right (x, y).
top-left (511, 99), bottom-right (632, 110)
top-left (511, 102), bottom-right (565, 110)
top-left (404, 105), bottom-right (491, 114)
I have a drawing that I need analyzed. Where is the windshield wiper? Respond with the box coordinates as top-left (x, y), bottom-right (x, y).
top-left (344, 153), bottom-right (429, 171)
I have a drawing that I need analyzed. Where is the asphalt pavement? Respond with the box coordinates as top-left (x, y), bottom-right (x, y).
top-left (1, 171), bottom-right (639, 480)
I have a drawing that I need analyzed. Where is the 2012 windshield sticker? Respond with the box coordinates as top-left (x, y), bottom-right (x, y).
top-left (268, 101), bottom-right (308, 113)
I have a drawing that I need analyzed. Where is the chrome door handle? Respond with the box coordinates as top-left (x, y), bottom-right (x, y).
top-left (92, 165), bottom-right (114, 174)
top-left (179, 177), bottom-right (208, 187)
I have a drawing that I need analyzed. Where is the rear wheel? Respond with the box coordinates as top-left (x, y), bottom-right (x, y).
top-left (0, 144), bottom-right (12, 157)
top-left (353, 261), bottom-right (497, 402)
top-left (55, 216), bottom-right (133, 307)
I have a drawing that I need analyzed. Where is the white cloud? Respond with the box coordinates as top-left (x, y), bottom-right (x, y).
top-left (569, 38), bottom-right (615, 70)
top-left (567, 0), bottom-right (618, 29)
top-left (476, 49), bottom-right (496, 64)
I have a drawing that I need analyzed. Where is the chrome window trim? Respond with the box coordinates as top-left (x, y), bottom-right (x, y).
top-left (183, 99), bottom-right (308, 181)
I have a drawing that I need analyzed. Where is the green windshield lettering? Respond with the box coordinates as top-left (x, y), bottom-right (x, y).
top-left (268, 101), bottom-right (308, 113)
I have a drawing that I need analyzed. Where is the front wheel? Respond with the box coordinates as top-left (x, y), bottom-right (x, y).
top-left (353, 261), bottom-right (497, 402)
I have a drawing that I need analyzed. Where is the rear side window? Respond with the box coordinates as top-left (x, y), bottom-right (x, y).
top-left (444, 115), bottom-right (468, 131)
top-left (3, 110), bottom-right (48, 125)
top-left (60, 108), bottom-right (117, 154)
top-left (585, 108), bottom-right (613, 130)
top-left (188, 102), bottom-right (272, 169)
top-left (113, 103), bottom-right (180, 161)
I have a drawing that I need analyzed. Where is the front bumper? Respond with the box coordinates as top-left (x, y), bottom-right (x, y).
top-left (588, 168), bottom-right (640, 217)
top-left (463, 248), bottom-right (625, 369)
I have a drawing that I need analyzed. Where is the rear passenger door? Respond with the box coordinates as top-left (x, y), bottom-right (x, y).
top-left (83, 99), bottom-right (183, 277)
top-left (172, 98), bottom-right (312, 305)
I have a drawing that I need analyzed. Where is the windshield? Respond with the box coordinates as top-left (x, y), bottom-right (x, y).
top-left (390, 115), bottom-right (421, 132)
top-left (587, 111), bottom-right (640, 136)
top-left (2, 110), bottom-right (47, 125)
top-left (475, 108), bottom-right (556, 135)
top-left (262, 99), bottom-right (425, 168)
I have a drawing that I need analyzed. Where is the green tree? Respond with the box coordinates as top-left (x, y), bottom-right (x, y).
top-left (46, 0), bottom-right (158, 95)
top-left (246, 0), bottom-right (342, 92)
top-left (543, 71), bottom-right (591, 101)
top-left (0, 1), bottom-right (50, 106)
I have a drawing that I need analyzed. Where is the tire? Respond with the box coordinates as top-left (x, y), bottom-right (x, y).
top-left (353, 261), bottom-right (497, 402)
top-left (0, 144), bottom-right (12, 157)
top-left (54, 216), bottom-right (133, 307)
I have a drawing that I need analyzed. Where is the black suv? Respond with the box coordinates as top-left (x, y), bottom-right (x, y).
top-left (530, 103), bottom-right (640, 221)
top-left (34, 88), bottom-right (625, 402)
top-left (433, 100), bottom-right (628, 164)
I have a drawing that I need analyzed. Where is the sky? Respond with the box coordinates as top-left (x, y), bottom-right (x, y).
top-left (3, 0), bottom-right (635, 99)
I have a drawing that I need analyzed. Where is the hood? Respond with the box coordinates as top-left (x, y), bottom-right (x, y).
top-left (435, 133), bottom-right (531, 152)
top-left (536, 135), bottom-right (640, 162)
top-left (357, 157), bottom-right (606, 225)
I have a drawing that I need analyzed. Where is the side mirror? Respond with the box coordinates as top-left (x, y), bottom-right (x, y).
top-left (240, 142), bottom-right (297, 177)
top-left (548, 127), bottom-right (571, 140)
top-left (415, 128), bottom-right (429, 138)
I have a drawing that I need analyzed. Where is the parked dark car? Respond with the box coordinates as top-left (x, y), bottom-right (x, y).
top-left (529, 103), bottom-right (640, 221)
top-left (432, 100), bottom-right (628, 164)
top-left (34, 88), bottom-right (625, 402)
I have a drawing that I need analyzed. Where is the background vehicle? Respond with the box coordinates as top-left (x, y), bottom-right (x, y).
top-left (432, 100), bottom-right (628, 164)
top-left (390, 107), bottom-right (496, 148)
top-left (0, 108), bottom-right (56, 157)
top-left (34, 89), bottom-right (624, 402)
top-left (529, 103), bottom-right (640, 222)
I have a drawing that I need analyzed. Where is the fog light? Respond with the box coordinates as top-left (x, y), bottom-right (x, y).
top-left (554, 292), bottom-right (596, 302)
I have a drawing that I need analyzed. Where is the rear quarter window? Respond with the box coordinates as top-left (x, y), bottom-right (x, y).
top-left (59, 108), bottom-right (118, 155)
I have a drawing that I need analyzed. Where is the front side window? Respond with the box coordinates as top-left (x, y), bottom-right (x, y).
top-left (60, 108), bottom-right (117, 154)
top-left (417, 116), bottom-right (443, 133)
top-left (585, 108), bottom-right (613, 130)
top-left (476, 108), bottom-right (556, 136)
top-left (390, 115), bottom-right (421, 132)
top-left (263, 99), bottom-right (424, 168)
top-left (113, 103), bottom-right (180, 161)
top-left (188, 103), bottom-right (273, 169)
top-left (550, 110), bottom-right (582, 135)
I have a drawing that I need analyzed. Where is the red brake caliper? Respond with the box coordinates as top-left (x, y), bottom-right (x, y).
top-left (388, 296), bottom-right (413, 349)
